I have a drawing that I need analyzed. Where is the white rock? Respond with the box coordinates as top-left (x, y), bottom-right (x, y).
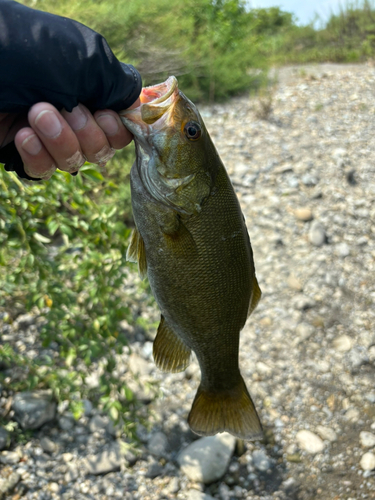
top-left (178, 433), bottom-right (235, 483)
top-left (360, 432), bottom-right (375, 448)
top-left (309, 221), bottom-right (326, 246)
top-left (333, 335), bottom-right (352, 352)
top-left (316, 426), bottom-right (337, 442)
top-left (252, 450), bottom-right (274, 471)
top-left (360, 452), bottom-right (375, 471)
top-left (296, 430), bottom-right (325, 454)
top-left (186, 490), bottom-right (216, 500)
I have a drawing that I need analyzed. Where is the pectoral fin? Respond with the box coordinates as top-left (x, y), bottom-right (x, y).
top-left (126, 227), bottom-right (148, 280)
top-left (247, 276), bottom-right (261, 318)
top-left (153, 316), bottom-right (191, 373)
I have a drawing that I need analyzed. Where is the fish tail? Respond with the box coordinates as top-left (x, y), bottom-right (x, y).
top-left (188, 375), bottom-right (263, 440)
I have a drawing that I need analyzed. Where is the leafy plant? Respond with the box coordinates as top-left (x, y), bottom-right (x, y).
top-left (0, 158), bottom-right (148, 437)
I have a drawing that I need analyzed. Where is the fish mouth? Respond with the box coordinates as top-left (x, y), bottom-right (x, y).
top-left (120, 76), bottom-right (179, 136)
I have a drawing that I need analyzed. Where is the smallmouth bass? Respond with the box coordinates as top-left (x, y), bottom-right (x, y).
top-left (120, 77), bottom-right (262, 440)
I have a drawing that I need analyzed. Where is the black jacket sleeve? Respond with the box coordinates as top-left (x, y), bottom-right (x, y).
top-left (0, 0), bottom-right (142, 180)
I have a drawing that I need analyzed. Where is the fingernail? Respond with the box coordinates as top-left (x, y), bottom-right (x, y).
top-left (21, 134), bottom-right (42, 155)
top-left (40, 165), bottom-right (56, 180)
top-left (66, 150), bottom-right (85, 172)
top-left (35, 110), bottom-right (62, 138)
top-left (96, 114), bottom-right (119, 136)
top-left (64, 105), bottom-right (88, 131)
top-left (94, 145), bottom-right (116, 167)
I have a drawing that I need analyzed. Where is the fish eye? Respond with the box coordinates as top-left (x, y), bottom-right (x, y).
top-left (184, 121), bottom-right (201, 141)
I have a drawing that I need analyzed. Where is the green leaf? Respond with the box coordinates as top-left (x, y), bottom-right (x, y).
top-left (33, 232), bottom-right (51, 244)
top-left (81, 168), bottom-right (104, 182)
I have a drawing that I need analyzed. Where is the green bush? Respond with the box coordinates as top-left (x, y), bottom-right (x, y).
top-left (0, 156), bottom-right (149, 435)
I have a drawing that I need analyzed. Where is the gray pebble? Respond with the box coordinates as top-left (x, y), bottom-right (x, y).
top-left (148, 431), bottom-right (169, 458)
top-left (178, 433), bottom-right (235, 483)
top-left (84, 443), bottom-right (121, 475)
top-left (308, 221), bottom-right (326, 246)
top-left (186, 490), bottom-right (216, 500)
top-left (12, 391), bottom-right (56, 430)
top-left (0, 426), bottom-right (9, 451)
top-left (252, 450), bottom-right (274, 471)
top-left (40, 436), bottom-right (57, 454)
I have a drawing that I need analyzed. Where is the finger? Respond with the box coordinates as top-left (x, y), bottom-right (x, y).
top-left (61, 104), bottom-right (115, 167)
top-left (14, 127), bottom-right (56, 180)
top-left (94, 109), bottom-right (134, 150)
top-left (28, 102), bottom-right (85, 173)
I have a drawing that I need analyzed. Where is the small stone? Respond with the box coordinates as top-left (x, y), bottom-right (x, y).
top-left (82, 399), bottom-right (93, 416)
top-left (295, 322), bottom-right (314, 342)
top-left (0, 426), bottom-right (9, 451)
top-left (296, 430), bottom-right (325, 454)
top-left (128, 353), bottom-right (153, 377)
top-left (309, 221), bottom-right (326, 247)
top-left (178, 433), bottom-right (236, 484)
top-left (360, 452), bottom-right (375, 471)
top-left (40, 436), bottom-right (56, 454)
top-left (345, 408), bottom-right (360, 423)
top-left (84, 443), bottom-right (121, 475)
top-left (316, 426), bottom-right (337, 442)
top-left (301, 173), bottom-right (318, 186)
top-left (287, 274), bottom-right (303, 291)
top-left (65, 465), bottom-right (79, 482)
top-left (335, 242), bottom-right (350, 257)
top-left (145, 461), bottom-right (163, 479)
top-left (294, 208), bottom-right (313, 222)
top-left (148, 431), bottom-right (169, 458)
top-left (164, 477), bottom-right (180, 494)
top-left (58, 415), bottom-right (74, 431)
top-left (360, 432), bottom-right (375, 448)
top-left (333, 335), bottom-right (352, 352)
top-left (12, 391), bottom-right (56, 430)
top-left (62, 452), bottom-right (74, 462)
top-left (0, 451), bottom-right (21, 464)
top-left (48, 482), bottom-right (59, 493)
top-left (186, 490), bottom-right (216, 500)
top-left (293, 295), bottom-right (315, 310)
top-left (89, 415), bottom-right (110, 433)
top-left (346, 346), bottom-right (369, 370)
top-left (252, 450), bottom-right (274, 471)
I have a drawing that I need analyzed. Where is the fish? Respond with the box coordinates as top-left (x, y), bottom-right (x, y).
top-left (120, 76), bottom-right (262, 440)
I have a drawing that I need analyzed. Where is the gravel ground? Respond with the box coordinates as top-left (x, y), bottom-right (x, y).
top-left (1, 63), bottom-right (375, 500)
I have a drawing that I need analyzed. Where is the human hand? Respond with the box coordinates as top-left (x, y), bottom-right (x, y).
top-left (0, 98), bottom-right (140, 180)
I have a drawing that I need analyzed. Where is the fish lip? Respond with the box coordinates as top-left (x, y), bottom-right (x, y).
top-left (119, 76), bottom-right (179, 136)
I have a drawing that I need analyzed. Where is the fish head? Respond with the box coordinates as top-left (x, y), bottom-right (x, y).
top-left (120, 76), bottom-right (218, 215)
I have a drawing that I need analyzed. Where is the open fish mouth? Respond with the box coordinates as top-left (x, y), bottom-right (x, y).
top-left (120, 76), bottom-right (179, 135)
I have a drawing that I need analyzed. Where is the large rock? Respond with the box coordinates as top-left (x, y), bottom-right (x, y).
top-left (178, 433), bottom-right (235, 484)
top-left (12, 391), bottom-right (56, 430)
top-left (84, 443), bottom-right (121, 475)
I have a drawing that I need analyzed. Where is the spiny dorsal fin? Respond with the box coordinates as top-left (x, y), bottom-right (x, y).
top-left (188, 375), bottom-right (263, 440)
top-left (153, 316), bottom-right (191, 373)
top-left (126, 227), bottom-right (148, 280)
top-left (247, 276), bottom-right (261, 318)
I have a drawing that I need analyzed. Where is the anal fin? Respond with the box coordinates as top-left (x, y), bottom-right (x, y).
top-left (153, 316), bottom-right (191, 373)
top-left (126, 227), bottom-right (148, 280)
top-left (247, 276), bottom-right (261, 318)
top-left (188, 375), bottom-right (263, 440)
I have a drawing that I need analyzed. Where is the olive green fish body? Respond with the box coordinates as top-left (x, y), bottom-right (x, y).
top-left (121, 77), bottom-right (262, 439)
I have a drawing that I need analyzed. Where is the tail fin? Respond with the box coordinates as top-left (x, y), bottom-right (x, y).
top-left (188, 376), bottom-right (263, 440)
